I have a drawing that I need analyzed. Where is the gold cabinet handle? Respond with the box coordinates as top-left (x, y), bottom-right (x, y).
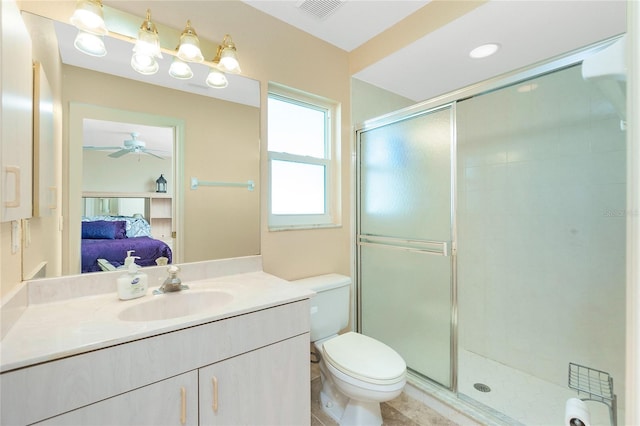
top-left (212, 376), bottom-right (218, 413)
top-left (180, 386), bottom-right (186, 425)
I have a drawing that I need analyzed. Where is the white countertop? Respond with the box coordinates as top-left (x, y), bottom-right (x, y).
top-left (1, 271), bottom-right (313, 373)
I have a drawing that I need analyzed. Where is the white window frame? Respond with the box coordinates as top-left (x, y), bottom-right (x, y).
top-left (267, 83), bottom-right (340, 230)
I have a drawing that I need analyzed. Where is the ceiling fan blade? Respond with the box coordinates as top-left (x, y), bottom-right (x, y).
top-left (144, 150), bottom-right (165, 159)
top-left (108, 149), bottom-right (130, 158)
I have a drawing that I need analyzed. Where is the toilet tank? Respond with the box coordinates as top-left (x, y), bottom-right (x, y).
top-left (292, 274), bottom-right (351, 342)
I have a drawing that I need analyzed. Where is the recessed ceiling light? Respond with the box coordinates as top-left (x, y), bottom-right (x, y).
top-left (469, 43), bottom-right (500, 59)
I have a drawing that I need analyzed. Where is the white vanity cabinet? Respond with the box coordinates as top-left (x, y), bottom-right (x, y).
top-left (1, 300), bottom-right (310, 425)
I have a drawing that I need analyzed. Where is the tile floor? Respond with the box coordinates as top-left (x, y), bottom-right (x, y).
top-left (310, 361), bottom-right (459, 426)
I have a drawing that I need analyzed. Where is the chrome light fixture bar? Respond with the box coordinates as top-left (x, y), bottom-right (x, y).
top-left (69, 3), bottom-right (242, 88)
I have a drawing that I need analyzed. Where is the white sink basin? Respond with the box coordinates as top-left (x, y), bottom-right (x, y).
top-left (118, 291), bottom-right (233, 322)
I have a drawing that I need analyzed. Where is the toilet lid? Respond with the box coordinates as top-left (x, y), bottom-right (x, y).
top-left (322, 332), bottom-right (406, 385)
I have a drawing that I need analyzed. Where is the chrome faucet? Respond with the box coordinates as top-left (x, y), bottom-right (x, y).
top-left (154, 265), bottom-right (189, 294)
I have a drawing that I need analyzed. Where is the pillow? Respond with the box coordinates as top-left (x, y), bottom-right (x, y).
top-left (126, 217), bottom-right (151, 238)
top-left (82, 220), bottom-right (127, 239)
top-left (82, 216), bottom-right (151, 238)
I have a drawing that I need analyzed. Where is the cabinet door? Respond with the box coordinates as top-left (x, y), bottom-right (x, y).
top-left (1, 0), bottom-right (33, 222)
top-left (36, 371), bottom-right (198, 426)
top-left (199, 334), bottom-right (310, 426)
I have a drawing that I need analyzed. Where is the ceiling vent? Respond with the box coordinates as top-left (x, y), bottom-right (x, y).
top-left (296, 0), bottom-right (345, 20)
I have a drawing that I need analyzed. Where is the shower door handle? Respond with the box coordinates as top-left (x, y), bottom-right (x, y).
top-left (358, 235), bottom-right (451, 256)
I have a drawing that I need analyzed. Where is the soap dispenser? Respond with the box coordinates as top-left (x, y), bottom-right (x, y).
top-left (117, 250), bottom-right (148, 300)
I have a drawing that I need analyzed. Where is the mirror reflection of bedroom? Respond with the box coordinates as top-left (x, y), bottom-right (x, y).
top-left (81, 119), bottom-right (175, 273)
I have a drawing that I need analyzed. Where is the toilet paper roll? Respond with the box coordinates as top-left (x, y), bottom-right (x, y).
top-left (565, 398), bottom-right (591, 426)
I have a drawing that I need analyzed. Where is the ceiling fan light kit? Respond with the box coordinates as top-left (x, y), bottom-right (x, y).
top-left (69, 0), bottom-right (241, 88)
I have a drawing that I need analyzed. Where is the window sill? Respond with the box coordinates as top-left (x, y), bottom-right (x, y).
top-left (268, 223), bottom-right (342, 232)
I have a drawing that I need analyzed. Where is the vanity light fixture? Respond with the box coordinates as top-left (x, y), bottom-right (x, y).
top-left (206, 67), bottom-right (228, 89)
top-left (73, 30), bottom-right (107, 57)
top-left (131, 9), bottom-right (162, 75)
top-left (69, 5), bottom-right (242, 88)
top-left (469, 43), bottom-right (500, 59)
top-left (131, 53), bottom-right (159, 75)
top-left (70, 0), bottom-right (108, 56)
top-left (70, 0), bottom-right (108, 35)
top-left (217, 34), bottom-right (241, 73)
top-left (177, 20), bottom-right (204, 63)
top-left (169, 53), bottom-right (194, 80)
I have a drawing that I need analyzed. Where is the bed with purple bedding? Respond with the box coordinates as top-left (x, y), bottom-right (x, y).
top-left (81, 216), bottom-right (172, 273)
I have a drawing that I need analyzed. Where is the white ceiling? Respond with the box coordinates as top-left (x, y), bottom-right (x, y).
top-left (241, 0), bottom-right (431, 52)
top-left (240, 0), bottom-right (627, 102)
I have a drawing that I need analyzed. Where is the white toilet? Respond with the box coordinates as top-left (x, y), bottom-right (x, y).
top-left (294, 274), bottom-right (406, 426)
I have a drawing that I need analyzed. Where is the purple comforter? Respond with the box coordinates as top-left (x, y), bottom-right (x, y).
top-left (81, 237), bottom-right (172, 273)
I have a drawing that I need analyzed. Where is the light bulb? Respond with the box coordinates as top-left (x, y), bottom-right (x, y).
top-left (177, 21), bottom-right (204, 63)
top-left (169, 57), bottom-right (193, 80)
top-left (206, 68), bottom-right (228, 88)
top-left (70, 0), bottom-right (107, 35)
top-left (74, 30), bottom-right (107, 57)
top-left (131, 54), bottom-right (159, 75)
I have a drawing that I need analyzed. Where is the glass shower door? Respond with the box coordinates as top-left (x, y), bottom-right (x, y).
top-left (357, 105), bottom-right (454, 388)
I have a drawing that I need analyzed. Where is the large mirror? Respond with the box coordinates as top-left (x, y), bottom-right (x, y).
top-left (22, 10), bottom-right (261, 278)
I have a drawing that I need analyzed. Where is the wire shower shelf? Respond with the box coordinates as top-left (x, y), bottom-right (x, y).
top-left (568, 362), bottom-right (617, 426)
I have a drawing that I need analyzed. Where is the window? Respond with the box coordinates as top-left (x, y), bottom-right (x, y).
top-left (267, 83), bottom-right (340, 229)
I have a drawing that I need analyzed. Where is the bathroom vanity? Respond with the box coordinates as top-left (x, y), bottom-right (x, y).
top-left (0, 257), bottom-right (313, 425)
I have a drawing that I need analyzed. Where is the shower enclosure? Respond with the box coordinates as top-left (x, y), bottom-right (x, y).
top-left (356, 37), bottom-right (626, 425)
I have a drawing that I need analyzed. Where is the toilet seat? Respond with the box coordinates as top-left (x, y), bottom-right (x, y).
top-left (322, 332), bottom-right (406, 386)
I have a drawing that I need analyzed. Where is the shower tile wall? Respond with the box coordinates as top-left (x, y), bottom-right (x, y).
top-left (456, 65), bottom-right (626, 417)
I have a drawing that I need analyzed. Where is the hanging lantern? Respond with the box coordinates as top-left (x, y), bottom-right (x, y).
top-left (156, 174), bottom-right (167, 193)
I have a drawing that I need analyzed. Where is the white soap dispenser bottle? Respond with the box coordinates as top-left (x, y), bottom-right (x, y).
top-left (117, 250), bottom-right (148, 300)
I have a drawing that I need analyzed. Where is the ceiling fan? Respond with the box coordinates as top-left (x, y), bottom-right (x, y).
top-left (84, 132), bottom-right (168, 159)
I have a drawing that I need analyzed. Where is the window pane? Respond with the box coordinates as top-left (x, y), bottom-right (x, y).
top-left (268, 97), bottom-right (326, 158)
top-left (271, 160), bottom-right (325, 214)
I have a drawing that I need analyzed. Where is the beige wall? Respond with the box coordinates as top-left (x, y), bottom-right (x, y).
top-left (0, 224), bottom-right (22, 297)
top-left (83, 151), bottom-right (173, 194)
top-left (351, 78), bottom-right (414, 127)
